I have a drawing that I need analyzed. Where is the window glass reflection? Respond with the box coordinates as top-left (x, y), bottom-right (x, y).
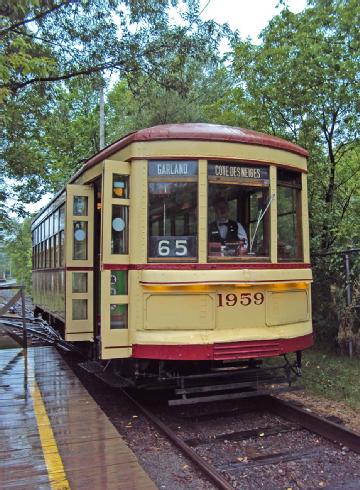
top-left (148, 182), bottom-right (197, 260)
top-left (111, 206), bottom-right (128, 254)
top-left (277, 169), bottom-right (302, 260)
top-left (73, 221), bottom-right (88, 260)
top-left (112, 175), bottom-right (129, 199)
top-left (72, 272), bottom-right (88, 293)
top-left (59, 205), bottom-right (65, 230)
top-left (110, 304), bottom-right (128, 329)
top-left (59, 231), bottom-right (65, 266)
top-left (73, 196), bottom-right (88, 216)
top-left (72, 299), bottom-right (87, 320)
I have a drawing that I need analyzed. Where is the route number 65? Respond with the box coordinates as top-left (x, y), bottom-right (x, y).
top-left (158, 239), bottom-right (188, 256)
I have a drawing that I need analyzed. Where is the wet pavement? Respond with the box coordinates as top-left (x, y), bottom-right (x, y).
top-left (0, 346), bottom-right (156, 489)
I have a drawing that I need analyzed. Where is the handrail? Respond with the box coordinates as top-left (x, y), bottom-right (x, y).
top-left (0, 284), bottom-right (27, 348)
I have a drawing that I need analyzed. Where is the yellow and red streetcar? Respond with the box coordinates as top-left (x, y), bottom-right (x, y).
top-left (31, 123), bottom-right (312, 397)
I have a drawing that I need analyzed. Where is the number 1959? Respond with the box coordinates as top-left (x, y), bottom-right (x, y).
top-left (217, 292), bottom-right (264, 307)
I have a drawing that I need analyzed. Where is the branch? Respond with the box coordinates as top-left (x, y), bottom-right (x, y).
top-left (338, 185), bottom-right (357, 223)
top-left (3, 62), bottom-right (123, 92)
top-left (334, 139), bottom-right (358, 162)
top-left (334, 165), bottom-right (360, 192)
top-left (0, 1), bottom-right (73, 36)
top-left (11, 27), bottom-right (75, 53)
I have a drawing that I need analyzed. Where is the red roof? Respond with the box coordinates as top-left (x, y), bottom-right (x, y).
top-left (83, 123), bottom-right (308, 170)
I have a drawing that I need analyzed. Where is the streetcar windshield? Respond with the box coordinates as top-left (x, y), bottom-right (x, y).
top-left (208, 162), bottom-right (270, 261)
top-left (148, 160), bottom-right (198, 261)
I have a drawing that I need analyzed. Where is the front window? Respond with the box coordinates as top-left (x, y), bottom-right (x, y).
top-left (148, 160), bottom-right (198, 261)
top-left (277, 169), bottom-right (302, 260)
top-left (208, 162), bottom-right (270, 261)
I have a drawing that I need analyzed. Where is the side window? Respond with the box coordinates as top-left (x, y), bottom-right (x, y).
top-left (277, 169), bottom-right (303, 260)
top-left (111, 175), bottom-right (129, 255)
top-left (59, 204), bottom-right (65, 267)
top-left (59, 230), bottom-right (65, 266)
top-left (148, 160), bottom-right (198, 261)
top-left (70, 197), bottom-right (89, 261)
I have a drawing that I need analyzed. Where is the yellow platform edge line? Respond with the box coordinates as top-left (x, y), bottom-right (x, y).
top-left (32, 380), bottom-right (71, 490)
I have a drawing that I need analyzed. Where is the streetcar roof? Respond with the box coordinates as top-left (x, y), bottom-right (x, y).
top-left (82, 123), bottom-right (308, 171)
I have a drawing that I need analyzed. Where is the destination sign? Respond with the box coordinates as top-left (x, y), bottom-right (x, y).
top-left (149, 160), bottom-right (198, 178)
top-left (208, 162), bottom-right (269, 183)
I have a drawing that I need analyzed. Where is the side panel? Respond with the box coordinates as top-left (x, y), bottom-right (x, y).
top-left (134, 268), bottom-right (312, 349)
top-left (33, 270), bottom-right (65, 321)
top-left (144, 293), bottom-right (215, 330)
top-left (265, 289), bottom-right (309, 326)
top-left (65, 184), bottom-right (94, 341)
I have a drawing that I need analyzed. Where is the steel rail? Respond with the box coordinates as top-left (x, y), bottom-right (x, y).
top-left (0, 319), bottom-right (80, 353)
top-left (1, 320), bottom-right (55, 344)
top-left (121, 389), bottom-right (234, 490)
top-left (121, 391), bottom-right (360, 490)
top-left (266, 396), bottom-right (360, 454)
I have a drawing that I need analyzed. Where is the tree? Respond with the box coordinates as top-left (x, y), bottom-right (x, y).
top-left (5, 217), bottom-right (33, 291)
top-left (106, 61), bottom-right (237, 142)
top-left (231, 0), bottom-right (360, 251)
top-left (1, 1), bottom-right (224, 97)
top-left (1, 0), bottom-right (229, 223)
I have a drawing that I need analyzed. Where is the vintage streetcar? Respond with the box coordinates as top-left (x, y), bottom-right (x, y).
top-left (31, 123), bottom-right (312, 402)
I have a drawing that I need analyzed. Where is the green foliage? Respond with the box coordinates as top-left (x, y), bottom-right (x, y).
top-left (106, 63), bottom-right (236, 142)
top-left (300, 348), bottom-right (360, 410)
top-left (338, 280), bottom-right (360, 357)
top-left (1, 0), bottom-right (229, 222)
top-left (5, 217), bottom-right (33, 292)
top-left (311, 255), bottom-right (344, 348)
top-left (1, 0), bottom-right (227, 97)
top-left (231, 0), bottom-right (360, 252)
top-left (41, 77), bottom-right (103, 189)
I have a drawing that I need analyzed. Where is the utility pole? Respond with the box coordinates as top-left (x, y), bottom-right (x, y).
top-left (99, 81), bottom-right (105, 150)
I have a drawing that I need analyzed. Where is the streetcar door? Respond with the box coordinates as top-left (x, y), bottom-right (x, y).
top-left (65, 184), bottom-right (94, 341)
top-left (100, 160), bottom-right (131, 359)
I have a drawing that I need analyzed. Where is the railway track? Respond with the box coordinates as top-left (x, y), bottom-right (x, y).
top-left (121, 390), bottom-right (360, 489)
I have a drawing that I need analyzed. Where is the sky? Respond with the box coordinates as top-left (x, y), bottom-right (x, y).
top-left (200, 0), bottom-right (307, 43)
top-left (26, 0), bottom-right (308, 214)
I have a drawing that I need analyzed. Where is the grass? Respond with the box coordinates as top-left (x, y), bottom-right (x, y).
top-left (264, 347), bottom-right (360, 410)
top-left (299, 348), bottom-right (360, 411)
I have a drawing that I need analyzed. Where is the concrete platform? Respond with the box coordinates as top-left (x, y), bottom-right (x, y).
top-left (0, 346), bottom-right (156, 489)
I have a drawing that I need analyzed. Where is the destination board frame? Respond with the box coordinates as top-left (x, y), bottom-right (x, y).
top-left (208, 161), bottom-right (270, 186)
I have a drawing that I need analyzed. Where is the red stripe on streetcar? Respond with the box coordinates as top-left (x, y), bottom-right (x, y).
top-left (104, 263), bottom-right (311, 271)
top-left (132, 334), bottom-right (313, 361)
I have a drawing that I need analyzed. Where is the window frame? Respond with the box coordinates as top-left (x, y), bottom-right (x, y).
top-left (277, 168), bottom-right (303, 262)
